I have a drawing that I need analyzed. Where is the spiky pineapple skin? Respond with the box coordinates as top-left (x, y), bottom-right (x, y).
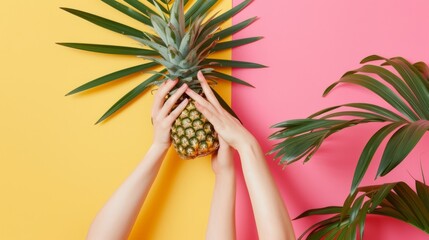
top-left (170, 98), bottom-right (219, 159)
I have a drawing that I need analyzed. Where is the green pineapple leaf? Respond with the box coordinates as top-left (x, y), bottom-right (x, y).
top-left (210, 17), bottom-right (258, 43)
top-left (148, 0), bottom-right (169, 14)
top-left (101, 0), bottom-right (151, 25)
top-left (60, 7), bottom-right (146, 38)
top-left (66, 62), bottom-right (159, 96)
top-left (213, 37), bottom-right (263, 52)
top-left (207, 71), bottom-right (255, 87)
top-left (203, 0), bottom-right (253, 31)
top-left (123, 0), bottom-right (161, 17)
top-left (60, 0), bottom-right (261, 124)
top-left (96, 69), bottom-right (166, 124)
top-left (56, 43), bottom-right (159, 56)
top-left (211, 87), bottom-right (240, 121)
top-left (185, 0), bottom-right (217, 26)
top-left (184, 0), bottom-right (206, 23)
top-left (203, 59), bottom-right (266, 68)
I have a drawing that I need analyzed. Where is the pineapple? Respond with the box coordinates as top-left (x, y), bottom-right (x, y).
top-left (59, 0), bottom-right (264, 159)
top-left (171, 97), bottom-right (219, 159)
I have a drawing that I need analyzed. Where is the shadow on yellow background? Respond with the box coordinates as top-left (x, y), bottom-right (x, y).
top-left (0, 1), bottom-right (231, 239)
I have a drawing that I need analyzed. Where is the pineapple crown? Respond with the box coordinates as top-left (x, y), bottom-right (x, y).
top-left (133, 0), bottom-right (220, 92)
top-left (58, 0), bottom-right (264, 124)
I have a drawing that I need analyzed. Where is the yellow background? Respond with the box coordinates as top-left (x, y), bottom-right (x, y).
top-left (0, 1), bottom-right (231, 239)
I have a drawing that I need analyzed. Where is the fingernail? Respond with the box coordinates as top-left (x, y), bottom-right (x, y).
top-left (197, 71), bottom-right (203, 79)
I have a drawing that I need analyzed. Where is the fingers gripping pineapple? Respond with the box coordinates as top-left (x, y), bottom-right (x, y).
top-left (59, 0), bottom-right (263, 159)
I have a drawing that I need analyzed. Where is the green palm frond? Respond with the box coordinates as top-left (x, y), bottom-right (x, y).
top-left (58, 0), bottom-right (262, 123)
top-left (295, 180), bottom-right (429, 240)
top-left (269, 55), bottom-right (429, 193)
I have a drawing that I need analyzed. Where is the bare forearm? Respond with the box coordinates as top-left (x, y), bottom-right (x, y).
top-left (86, 144), bottom-right (168, 240)
top-left (238, 139), bottom-right (295, 240)
top-left (206, 169), bottom-right (236, 240)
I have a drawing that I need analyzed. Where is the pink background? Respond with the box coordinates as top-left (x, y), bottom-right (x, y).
top-left (231, 0), bottom-right (429, 239)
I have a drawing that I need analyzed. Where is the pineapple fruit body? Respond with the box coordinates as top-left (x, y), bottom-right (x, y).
top-left (171, 97), bottom-right (219, 159)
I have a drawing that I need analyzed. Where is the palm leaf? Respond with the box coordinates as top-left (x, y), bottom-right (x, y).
top-left (388, 57), bottom-right (429, 119)
top-left (414, 62), bottom-right (429, 81)
top-left (343, 64), bottom-right (425, 118)
top-left (309, 103), bottom-right (406, 122)
top-left (296, 181), bottom-right (429, 239)
top-left (324, 73), bottom-right (418, 121)
top-left (417, 181), bottom-right (429, 211)
top-left (270, 55), bottom-right (429, 194)
top-left (377, 121), bottom-right (429, 177)
top-left (351, 122), bottom-right (404, 193)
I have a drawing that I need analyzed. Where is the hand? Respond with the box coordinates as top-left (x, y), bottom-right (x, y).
top-left (151, 79), bottom-right (188, 150)
top-left (185, 71), bottom-right (256, 150)
top-left (211, 137), bottom-right (234, 175)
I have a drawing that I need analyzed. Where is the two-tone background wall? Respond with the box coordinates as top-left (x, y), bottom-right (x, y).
top-left (1, 0), bottom-right (428, 239)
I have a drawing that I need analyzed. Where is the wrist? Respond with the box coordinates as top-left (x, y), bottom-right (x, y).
top-left (214, 164), bottom-right (235, 176)
top-left (149, 143), bottom-right (170, 155)
top-left (214, 167), bottom-right (235, 181)
top-left (236, 135), bottom-right (259, 153)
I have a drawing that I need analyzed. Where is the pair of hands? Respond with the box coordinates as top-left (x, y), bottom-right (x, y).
top-left (151, 71), bottom-right (255, 173)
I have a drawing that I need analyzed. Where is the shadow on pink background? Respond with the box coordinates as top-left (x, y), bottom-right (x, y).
top-left (231, 0), bottom-right (429, 239)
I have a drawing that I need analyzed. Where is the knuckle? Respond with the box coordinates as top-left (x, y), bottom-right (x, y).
top-left (164, 97), bottom-right (174, 107)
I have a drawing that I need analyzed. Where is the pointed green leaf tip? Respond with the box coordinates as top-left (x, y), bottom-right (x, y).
top-left (60, 7), bottom-right (145, 38)
top-left (95, 70), bottom-right (166, 124)
top-left (203, 59), bottom-right (266, 68)
top-left (270, 55), bottom-right (429, 197)
top-left (296, 180), bottom-right (429, 239)
top-left (60, 0), bottom-right (262, 124)
top-left (56, 43), bottom-right (159, 56)
top-left (65, 62), bottom-right (159, 96)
